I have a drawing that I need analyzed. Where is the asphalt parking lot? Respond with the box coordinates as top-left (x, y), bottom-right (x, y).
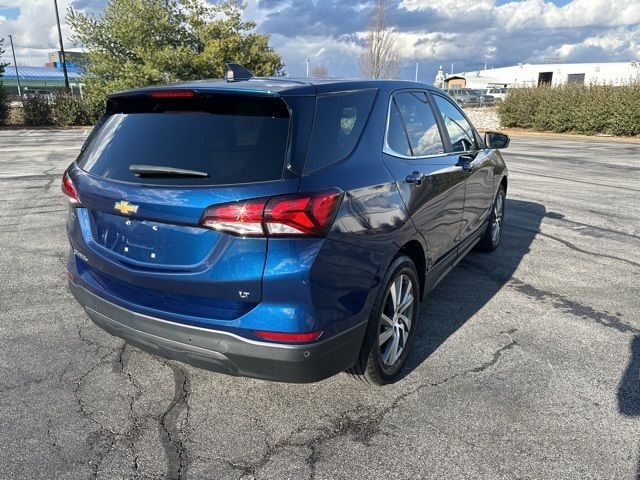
top-left (0, 129), bottom-right (638, 480)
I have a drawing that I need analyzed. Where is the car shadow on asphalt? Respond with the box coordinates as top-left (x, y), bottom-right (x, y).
top-left (399, 198), bottom-right (545, 379)
top-left (617, 336), bottom-right (640, 479)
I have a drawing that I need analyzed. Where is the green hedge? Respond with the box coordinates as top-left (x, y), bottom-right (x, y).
top-left (21, 93), bottom-right (97, 127)
top-left (498, 83), bottom-right (640, 136)
top-left (0, 84), bottom-right (8, 126)
top-left (23, 95), bottom-right (54, 126)
top-left (52, 92), bottom-right (93, 126)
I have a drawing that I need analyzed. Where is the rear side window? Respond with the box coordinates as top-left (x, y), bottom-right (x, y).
top-left (304, 90), bottom-right (376, 173)
top-left (433, 95), bottom-right (477, 153)
top-left (387, 101), bottom-right (412, 156)
top-left (392, 92), bottom-right (444, 157)
top-left (77, 94), bottom-right (291, 185)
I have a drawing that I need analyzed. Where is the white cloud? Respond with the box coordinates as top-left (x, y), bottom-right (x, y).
top-left (269, 33), bottom-right (363, 77)
top-left (0, 0), bottom-right (76, 66)
top-left (1, 0), bottom-right (639, 81)
top-left (496, 0), bottom-right (640, 30)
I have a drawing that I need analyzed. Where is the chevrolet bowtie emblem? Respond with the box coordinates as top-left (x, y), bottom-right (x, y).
top-left (114, 201), bottom-right (139, 215)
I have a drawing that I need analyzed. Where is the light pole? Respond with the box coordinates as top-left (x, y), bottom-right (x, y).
top-left (53, 0), bottom-right (70, 91)
top-left (8, 35), bottom-right (22, 99)
top-left (414, 61), bottom-right (419, 82)
top-left (306, 59), bottom-right (309, 78)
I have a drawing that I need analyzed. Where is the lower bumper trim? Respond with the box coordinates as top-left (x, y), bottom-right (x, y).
top-left (69, 281), bottom-right (367, 383)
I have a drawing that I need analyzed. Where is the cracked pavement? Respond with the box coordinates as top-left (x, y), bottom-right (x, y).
top-left (0, 129), bottom-right (639, 479)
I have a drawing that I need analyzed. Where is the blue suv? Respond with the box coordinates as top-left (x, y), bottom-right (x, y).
top-left (64, 71), bottom-right (509, 385)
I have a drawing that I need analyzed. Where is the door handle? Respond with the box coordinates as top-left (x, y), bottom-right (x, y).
top-left (457, 154), bottom-right (475, 172)
top-left (406, 171), bottom-right (426, 185)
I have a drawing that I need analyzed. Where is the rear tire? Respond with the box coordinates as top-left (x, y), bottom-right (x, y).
top-left (476, 186), bottom-right (506, 252)
top-left (347, 255), bottom-right (420, 385)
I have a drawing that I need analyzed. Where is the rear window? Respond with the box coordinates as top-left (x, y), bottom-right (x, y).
top-left (304, 90), bottom-right (376, 173)
top-left (77, 94), bottom-right (291, 186)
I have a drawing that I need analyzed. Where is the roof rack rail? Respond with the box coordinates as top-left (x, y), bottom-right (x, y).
top-left (225, 63), bottom-right (254, 82)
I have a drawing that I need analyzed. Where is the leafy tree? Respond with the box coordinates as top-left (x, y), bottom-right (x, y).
top-left (0, 38), bottom-right (10, 125)
top-left (0, 37), bottom-right (9, 76)
top-left (67, 0), bottom-right (284, 119)
top-left (359, 0), bottom-right (400, 79)
top-left (310, 65), bottom-right (328, 78)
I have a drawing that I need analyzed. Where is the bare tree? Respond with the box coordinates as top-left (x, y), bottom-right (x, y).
top-left (310, 65), bottom-right (328, 78)
top-left (359, 0), bottom-right (401, 79)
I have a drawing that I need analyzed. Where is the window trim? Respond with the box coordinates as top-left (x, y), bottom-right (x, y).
top-left (383, 89), bottom-right (449, 161)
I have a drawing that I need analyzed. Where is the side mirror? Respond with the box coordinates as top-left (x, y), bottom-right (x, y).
top-left (484, 131), bottom-right (510, 149)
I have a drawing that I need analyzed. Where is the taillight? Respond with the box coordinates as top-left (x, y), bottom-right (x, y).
top-left (147, 90), bottom-right (196, 98)
top-left (200, 198), bottom-right (266, 236)
top-left (253, 330), bottom-right (323, 342)
top-left (61, 172), bottom-right (81, 205)
top-left (200, 189), bottom-right (343, 237)
top-left (265, 190), bottom-right (343, 236)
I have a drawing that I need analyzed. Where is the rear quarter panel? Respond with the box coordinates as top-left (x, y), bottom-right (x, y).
top-left (296, 88), bottom-right (427, 334)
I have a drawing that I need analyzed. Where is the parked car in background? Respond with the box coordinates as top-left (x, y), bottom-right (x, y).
top-left (447, 89), bottom-right (495, 106)
top-left (64, 68), bottom-right (509, 385)
top-left (24, 89), bottom-right (54, 103)
top-left (485, 87), bottom-right (507, 102)
top-left (468, 89), bottom-right (496, 105)
top-left (447, 89), bottom-right (479, 105)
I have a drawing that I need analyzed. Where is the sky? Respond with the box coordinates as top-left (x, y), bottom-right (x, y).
top-left (0, 0), bottom-right (639, 82)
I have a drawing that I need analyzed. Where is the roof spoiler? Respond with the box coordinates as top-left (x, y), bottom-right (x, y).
top-left (225, 63), bottom-right (254, 82)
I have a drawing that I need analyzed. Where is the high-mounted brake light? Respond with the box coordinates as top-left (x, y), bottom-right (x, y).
top-left (61, 172), bottom-right (81, 205)
top-left (253, 330), bottom-right (323, 342)
top-left (147, 90), bottom-right (196, 98)
top-left (200, 189), bottom-right (343, 238)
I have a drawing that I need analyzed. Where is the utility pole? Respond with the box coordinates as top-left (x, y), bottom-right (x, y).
top-left (53, 0), bottom-right (70, 91)
top-left (8, 35), bottom-right (22, 99)
top-left (414, 61), bottom-right (419, 82)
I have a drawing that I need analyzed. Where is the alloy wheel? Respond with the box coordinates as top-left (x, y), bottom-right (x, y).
top-left (491, 192), bottom-right (504, 244)
top-left (379, 274), bottom-right (414, 366)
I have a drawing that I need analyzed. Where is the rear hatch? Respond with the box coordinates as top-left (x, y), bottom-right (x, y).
top-left (68, 88), bottom-right (307, 322)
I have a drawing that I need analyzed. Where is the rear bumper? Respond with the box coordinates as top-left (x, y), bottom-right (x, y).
top-left (69, 281), bottom-right (367, 383)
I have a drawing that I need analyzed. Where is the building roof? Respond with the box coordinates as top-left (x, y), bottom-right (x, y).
top-left (2, 66), bottom-right (84, 82)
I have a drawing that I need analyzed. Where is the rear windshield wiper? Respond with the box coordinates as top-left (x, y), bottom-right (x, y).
top-left (129, 165), bottom-right (210, 178)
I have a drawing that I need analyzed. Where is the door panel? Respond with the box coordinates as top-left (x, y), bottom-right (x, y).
top-left (458, 149), bottom-right (495, 239)
top-left (431, 94), bottom-right (495, 239)
top-left (383, 157), bottom-right (466, 265)
top-left (382, 91), bottom-right (466, 267)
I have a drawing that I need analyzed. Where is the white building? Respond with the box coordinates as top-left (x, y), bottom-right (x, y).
top-left (444, 61), bottom-right (640, 89)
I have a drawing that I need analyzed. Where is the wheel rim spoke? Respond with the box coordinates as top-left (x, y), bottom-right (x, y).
top-left (400, 325), bottom-right (409, 349)
top-left (381, 313), bottom-right (394, 328)
top-left (397, 293), bottom-right (413, 315)
top-left (389, 278), bottom-right (399, 310)
top-left (379, 328), bottom-right (394, 346)
top-left (382, 330), bottom-right (399, 365)
top-left (398, 313), bottom-right (412, 331)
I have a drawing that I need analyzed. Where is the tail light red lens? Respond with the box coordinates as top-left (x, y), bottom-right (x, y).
top-left (200, 189), bottom-right (343, 238)
top-left (200, 198), bottom-right (266, 236)
top-left (61, 172), bottom-right (81, 205)
top-left (253, 330), bottom-right (323, 342)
